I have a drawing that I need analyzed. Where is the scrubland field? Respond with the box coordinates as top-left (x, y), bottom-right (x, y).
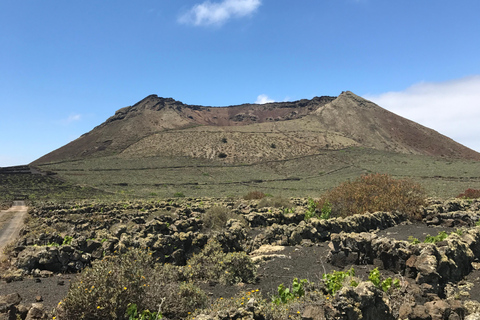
top-left (30, 147), bottom-right (480, 200)
top-left (2, 170), bottom-right (480, 320)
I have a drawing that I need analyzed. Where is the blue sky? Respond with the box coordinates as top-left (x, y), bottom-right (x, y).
top-left (1, 0), bottom-right (480, 166)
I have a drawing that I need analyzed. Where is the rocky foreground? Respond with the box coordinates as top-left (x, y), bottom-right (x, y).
top-left (2, 197), bottom-right (480, 319)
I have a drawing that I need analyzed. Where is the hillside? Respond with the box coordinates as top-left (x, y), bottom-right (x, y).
top-left (31, 91), bottom-right (480, 166)
top-left (29, 91), bottom-right (480, 199)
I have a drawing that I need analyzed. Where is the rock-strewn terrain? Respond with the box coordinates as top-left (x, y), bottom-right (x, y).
top-left (2, 197), bottom-right (480, 319)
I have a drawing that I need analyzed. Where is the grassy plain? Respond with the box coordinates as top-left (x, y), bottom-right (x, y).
top-left (34, 147), bottom-right (480, 199)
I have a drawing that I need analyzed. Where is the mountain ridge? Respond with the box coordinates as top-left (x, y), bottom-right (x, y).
top-left (31, 91), bottom-right (480, 165)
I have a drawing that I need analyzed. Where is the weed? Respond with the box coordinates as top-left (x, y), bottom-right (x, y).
top-left (62, 236), bottom-right (73, 245)
top-left (322, 267), bottom-right (357, 295)
top-left (126, 303), bottom-right (162, 320)
top-left (319, 200), bottom-right (331, 220)
top-left (304, 198), bottom-right (317, 221)
top-left (173, 192), bottom-right (185, 198)
top-left (424, 231), bottom-right (448, 244)
top-left (368, 267), bottom-right (400, 293)
top-left (272, 278), bottom-right (308, 304)
top-left (408, 236), bottom-right (420, 244)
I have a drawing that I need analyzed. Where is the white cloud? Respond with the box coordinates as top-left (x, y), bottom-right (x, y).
top-left (60, 114), bottom-right (82, 125)
top-left (179, 0), bottom-right (261, 26)
top-left (255, 94), bottom-right (275, 104)
top-left (363, 75), bottom-right (480, 153)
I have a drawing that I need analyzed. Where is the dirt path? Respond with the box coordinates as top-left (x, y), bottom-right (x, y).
top-left (0, 201), bottom-right (27, 259)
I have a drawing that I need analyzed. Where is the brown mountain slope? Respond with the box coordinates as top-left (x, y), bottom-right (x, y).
top-left (31, 91), bottom-right (480, 165)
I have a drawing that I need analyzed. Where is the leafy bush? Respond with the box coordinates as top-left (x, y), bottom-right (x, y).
top-left (304, 198), bottom-right (331, 221)
top-left (316, 173), bottom-right (426, 220)
top-left (424, 231), bottom-right (448, 244)
top-left (368, 267), bottom-right (400, 293)
top-left (185, 240), bottom-right (256, 285)
top-left (243, 190), bottom-right (266, 200)
top-left (322, 267), bottom-right (357, 295)
top-left (202, 206), bottom-right (245, 230)
top-left (456, 188), bottom-right (480, 199)
top-left (272, 278), bottom-right (308, 304)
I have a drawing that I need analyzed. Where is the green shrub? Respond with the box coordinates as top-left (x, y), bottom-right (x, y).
top-left (322, 267), bottom-right (357, 295)
top-left (243, 190), bottom-right (266, 200)
top-left (456, 188), bottom-right (480, 199)
top-left (185, 240), bottom-right (256, 285)
top-left (61, 249), bottom-right (206, 320)
top-left (316, 173), bottom-right (426, 220)
top-left (62, 249), bottom-right (155, 319)
top-left (202, 206), bottom-right (245, 230)
top-left (368, 267), bottom-right (400, 293)
top-left (272, 278), bottom-right (308, 304)
top-left (304, 198), bottom-right (331, 221)
top-left (62, 236), bottom-right (73, 245)
top-left (408, 236), bottom-right (420, 244)
top-left (424, 231), bottom-right (448, 244)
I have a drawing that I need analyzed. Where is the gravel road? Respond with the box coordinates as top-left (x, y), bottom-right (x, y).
top-left (0, 201), bottom-right (27, 259)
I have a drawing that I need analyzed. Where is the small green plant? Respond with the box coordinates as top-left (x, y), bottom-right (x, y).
top-left (272, 278), bottom-right (308, 304)
top-left (368, 267), bottom-right (400, 293)
top-left (322, 267), bottom-right (357, 295)
top-left (173, 192), bottom-right (185, 198)
top-left (452, 229), bottom-right (464, 236)
top-left (126, 303), bottom-right (162, 320)
top-left (304, 198), bottom-right (317, 220)
top-left (319, 201), bottom-right (331, 219)
top-left (408, 236), bottom-right (420, 244)
top-left (424, 231), bottom-right (448, 244)
top-left (62, 236), bottom-right (73, 245)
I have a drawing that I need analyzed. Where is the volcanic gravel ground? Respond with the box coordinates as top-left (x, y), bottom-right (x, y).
top-left (0, 222), bottom-right (472, 311)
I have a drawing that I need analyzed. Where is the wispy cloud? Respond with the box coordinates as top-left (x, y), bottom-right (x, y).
top-left (60, 114), bottom-right (82, 125)
top-left (255, 94), bottom-right (275, 104)
top-left (179, 0), bottom-right (261, 26)
top-left (363, 75), bottom-right (480, 152)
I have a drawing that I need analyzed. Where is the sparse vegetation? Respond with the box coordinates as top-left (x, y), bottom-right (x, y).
top-left (243, 190), bottom-right (266, 200)
top-left (368, 267), bottom-right (400, 293)
top-left (315, 173), bottom-right (426, 220)
top-left (456, 188), bottom-right (480, 199)
top-left (424, 231), bottom-right (449, 244)
top-left (202, 206), bottom-right (245, 230)
top-left (258, 196), bottom-right (294, 209)
top-left (173, 192), bottom-right (185, 198)
top-left (322, 267), bottom-right (357, 295)
top-left (272, 278), bottom-right (308, 305)
top-left (184, 240), bottom-right (256, 285)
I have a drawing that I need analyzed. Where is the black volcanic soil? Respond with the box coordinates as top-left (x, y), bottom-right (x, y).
top-left (0, 222), bottom-right (450, 312)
